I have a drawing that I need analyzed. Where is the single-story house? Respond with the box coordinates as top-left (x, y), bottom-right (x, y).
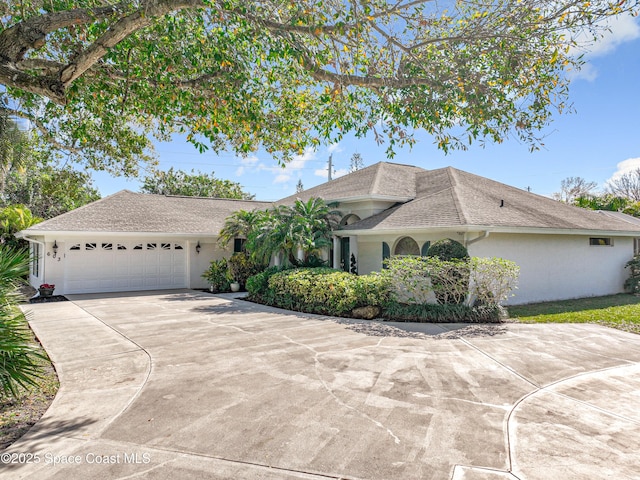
top-left (18, 162), bottom-right (640, 304)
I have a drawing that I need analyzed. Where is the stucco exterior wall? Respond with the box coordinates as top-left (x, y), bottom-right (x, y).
top-left (189, 240), bottom-right (232, 289)
top-left (468, 233), bottom-right (633, 304)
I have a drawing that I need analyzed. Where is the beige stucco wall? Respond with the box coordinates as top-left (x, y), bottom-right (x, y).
top-left (468, 233), bottom-right (632, 304)
top-left (189, 240), bottom-right (233, 289)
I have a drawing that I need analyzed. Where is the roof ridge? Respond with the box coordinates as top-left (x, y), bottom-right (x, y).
top-left (369, 162), bottom-right (385, 195)
top-left (445, 167), bottom-right (468, 225)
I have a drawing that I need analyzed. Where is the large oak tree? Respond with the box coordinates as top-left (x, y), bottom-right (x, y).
top-left (0, 1), bottom-right (637, 175)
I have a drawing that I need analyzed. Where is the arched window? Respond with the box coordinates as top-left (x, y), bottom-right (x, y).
top-left (394, 236), bottom-right (420, 256)
top-left (340, 214), bottom-right (361, 226)
top-left (421, 241), bottom-right (431, 256)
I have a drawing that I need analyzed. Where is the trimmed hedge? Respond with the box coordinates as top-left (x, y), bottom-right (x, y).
top-left (248, 267), bottom-right (389, 316)
top-left (382, 301), bottom-right (504, 323)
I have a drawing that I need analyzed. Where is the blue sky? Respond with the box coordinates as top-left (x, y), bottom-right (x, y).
top-left (94, 13), bottom-right (640, 201)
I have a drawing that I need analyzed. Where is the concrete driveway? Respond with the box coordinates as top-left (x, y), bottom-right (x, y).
top-left (5, 290), bottom-right (640, 479)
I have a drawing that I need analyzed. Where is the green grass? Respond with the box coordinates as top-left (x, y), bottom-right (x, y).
top-left (507, 293), bottom-right (640, 334)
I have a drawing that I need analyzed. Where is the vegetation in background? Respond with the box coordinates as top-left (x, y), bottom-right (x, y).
top-left (0, 205), bottom-right (42, 250)
top-left (227, 252), bottom-right (265, 288)
top-left (141, 167), bottom-right (254, 199)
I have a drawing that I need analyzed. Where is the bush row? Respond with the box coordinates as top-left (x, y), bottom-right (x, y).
top-left (245, 255), bottom-right (519, 323)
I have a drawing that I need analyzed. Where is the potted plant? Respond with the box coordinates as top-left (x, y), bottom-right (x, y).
top-left (230, 281), bottom-right (241, 292)
top-left (38, 283), bottom-right (55, 297)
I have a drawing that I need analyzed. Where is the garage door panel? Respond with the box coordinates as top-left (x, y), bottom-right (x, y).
top-left (64, 239), bottom-right (188, 294)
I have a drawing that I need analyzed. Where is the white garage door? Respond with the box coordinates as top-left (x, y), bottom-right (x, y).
top-left (64, 240), bottom-right (187, 294)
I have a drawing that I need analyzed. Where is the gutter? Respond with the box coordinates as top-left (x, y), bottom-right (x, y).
top-left (464, 231), bottom-right (490, 247)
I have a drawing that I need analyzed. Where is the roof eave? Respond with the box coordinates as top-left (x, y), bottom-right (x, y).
top-left (336, 225), bottom-right (640, 237)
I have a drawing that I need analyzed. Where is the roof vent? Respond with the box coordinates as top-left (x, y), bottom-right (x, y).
top-left (500, 199), bottom-right (504, 208)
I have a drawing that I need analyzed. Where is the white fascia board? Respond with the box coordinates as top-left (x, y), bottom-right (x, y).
top-left (336, 225), bottom-right (640, 237)
top-left (18, 230), bottom-right (219, 239)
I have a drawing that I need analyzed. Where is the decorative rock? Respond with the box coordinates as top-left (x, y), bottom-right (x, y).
top-left (351, 305), bottom-right (381, 320)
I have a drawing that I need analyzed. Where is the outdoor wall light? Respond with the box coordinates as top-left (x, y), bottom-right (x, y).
top-left (196, 241), bottom-right (201, 254)
top-left (52, 240), bottom-right (58, 258)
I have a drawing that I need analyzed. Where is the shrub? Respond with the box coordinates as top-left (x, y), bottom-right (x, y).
top-left (246, 265), bottom-right (286, 300)
top-left (382, 301), bottom-right (503, 323)
top-left (257, 268), bottom-right (390, 316)
top-left (227, 252), bottom-right (265, 288)
top-left (383, 256), bottom-right (469, 305)
top-left (426, 238), bottom-right (469, 261)
top-left (469, 257), bottom-right (520, 306)
top-left (0, 246), bottom-right (45, 397)
top-left (202, 258), bottom-right (231, 293)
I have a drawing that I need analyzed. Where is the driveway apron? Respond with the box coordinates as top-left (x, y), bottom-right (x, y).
top-left (4, 290), bottom-right (640, 479)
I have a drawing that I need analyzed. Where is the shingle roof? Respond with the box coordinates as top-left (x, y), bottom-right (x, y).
top-left (277, 162), bottom-right (423, 204)
top-left (22, 190), bottom-right (272, 235)
top-left (342, 167), bottom-right (640, 234)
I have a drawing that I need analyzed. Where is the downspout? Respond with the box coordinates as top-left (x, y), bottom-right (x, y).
top-left (20, 235), bottom-right (46, 285)
top-left (464, 231), bottom-right (490, 248)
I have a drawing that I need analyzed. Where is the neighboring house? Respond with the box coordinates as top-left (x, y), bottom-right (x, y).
top-left (18, 162), bottom-right (640, 304)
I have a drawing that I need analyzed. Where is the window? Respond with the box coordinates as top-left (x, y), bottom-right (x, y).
top-left (31, 243), bottom-right (41, 277)
top-left (234, 238), bottom-right (246, 253)
top-left (133, 244), bottom-right (143, 250)
top-left (382, 242), bottom-right (390, 268)
top-left (590, 237), bottom-right (613, 246)
top-left (70, 243), bottom-right (81, 250)
top-left (161, 243), bottom-right (171, 250)
top-left (421, 241), bottom-right (431, 256)
top-left (117, 244), bottom-right (127, 250)
top-left (102, 243), bottom-right (113, 250)
top-left (85, 243), bottom-right (97, 250)
top-left (146, 243), bottom-right (157, 250)
top-left (174, 243), bottom-right (184, 250)
top-left (394, 236), bottom-right (420, 256)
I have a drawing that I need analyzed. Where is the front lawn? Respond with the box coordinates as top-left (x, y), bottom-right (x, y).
top-left (507, 294), bottom-right (640, 334)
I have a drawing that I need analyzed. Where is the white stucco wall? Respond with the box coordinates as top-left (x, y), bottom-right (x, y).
top-left (468, 233), bottom-right (633, 304)
top-left (189, 240), bottom-right (233, 289)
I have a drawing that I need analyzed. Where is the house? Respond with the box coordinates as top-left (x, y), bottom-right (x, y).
top-left (17, 192), bottom-right (271, 294)
top-left (18, 162), bottom-right (640, 304)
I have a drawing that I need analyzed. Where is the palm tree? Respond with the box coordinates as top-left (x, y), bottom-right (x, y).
top-left (217, 209), bottom-right (267, 249)
top-left (0, 246), bottom-right (44, 398)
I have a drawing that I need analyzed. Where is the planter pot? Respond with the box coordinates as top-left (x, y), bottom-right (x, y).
top-left (39, 288), bottom-right (55, 298)
top-left (230, 282), bottom-right (241, 292)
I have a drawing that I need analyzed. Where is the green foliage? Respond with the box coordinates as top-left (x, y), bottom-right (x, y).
top-left (2, 164), bottom-right (100, 219)
top-left (426, 238), bottom-right (469, 261)
top-left (201, 258), bottom-right (231, 293)
top-left (141, 167), bottom-right (254, 199)
top-left (624, 256), bottom-right (640, 294)
top-left (0, 205), bottom-right (42, 249)
top-left (3, 1), bottom-right (635, 172)
top-left (227, 252), bottom-right (265, 288)
top-left (259, 268), bottom-right (389, 316)
top-left (383, 255), bottom-right (519, 307)
top-left (0, 246), bottom-right (45, 398)
top-left (382, 302), bottom-right (503, 323)
top-left (218, 209), bottom-right (266, 249)
top-left (469, 257), bottom-right (520, 306)
top-left (246, 198), bottom-right (340, 267)
top-left (246, 265), bottom-right (286, 300)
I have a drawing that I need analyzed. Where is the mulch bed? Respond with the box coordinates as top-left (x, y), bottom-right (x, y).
top-left (28, 295), bottom-right (68, 304)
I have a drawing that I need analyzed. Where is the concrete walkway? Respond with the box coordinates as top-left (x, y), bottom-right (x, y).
top-left (4, 290), bottom-right (640, 479)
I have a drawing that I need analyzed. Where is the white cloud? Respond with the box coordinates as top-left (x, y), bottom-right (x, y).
top-left (268, 148), bottom-right (317, 184)
top-left (328, 142), bottom-right (343, 154)
top-left (606, 157), bottom-right (640, 185)
top-left (314, 167), bottom-right (349, 180)
top-left (235, 155), bottom-right (260, 176)
top-left (571, 13), bottom-right (640, 81)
